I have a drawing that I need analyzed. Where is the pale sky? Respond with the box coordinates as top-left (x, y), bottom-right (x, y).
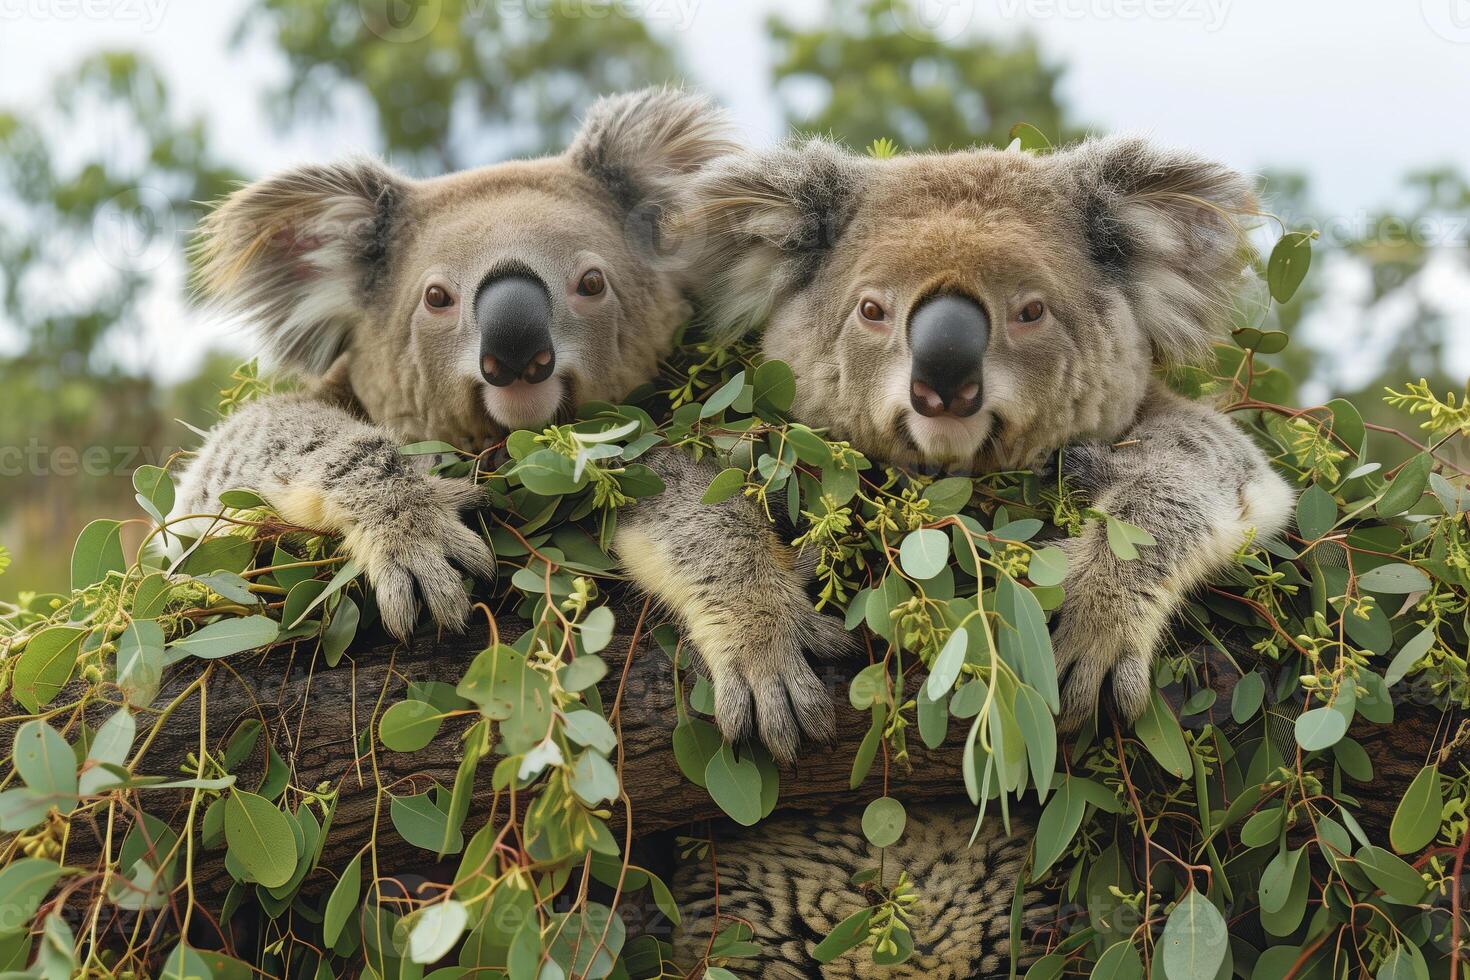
top-left (1, 0), bottom-right (1467, 384)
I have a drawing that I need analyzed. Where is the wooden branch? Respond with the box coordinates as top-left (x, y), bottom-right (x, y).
top-left (47, 617), bottom-right (1463, 906)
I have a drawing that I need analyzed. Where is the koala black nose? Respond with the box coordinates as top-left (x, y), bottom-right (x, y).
top-left (476, 272), bottom-right (555, 387)
top-left (907, 292), bottom-right (988, 419)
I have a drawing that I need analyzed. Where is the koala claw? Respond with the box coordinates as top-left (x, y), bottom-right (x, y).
top-left (701, 604), bottom-right (853, 767)
top-left (348, 477), bottom-right (496, 641)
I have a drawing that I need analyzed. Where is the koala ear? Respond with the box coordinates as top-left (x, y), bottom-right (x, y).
top-left (680, 138), bottom-right (865, 339)
top-left (568, 86), bottom-right (736, 213)
top-left (194, 158), bottom-right (407, 375)
top-left (1059, 135), bottom-right (1258, 365)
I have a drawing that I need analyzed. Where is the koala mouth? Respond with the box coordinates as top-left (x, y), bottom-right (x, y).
top-left (480, 375), bottom-right (571, 433)
top-left (900, 409), bottom-right (993, 469)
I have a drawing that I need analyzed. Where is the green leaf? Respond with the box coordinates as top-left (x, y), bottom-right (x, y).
top-left (1104, 516), bottom-right (1155, 560)
top-left (812, 907), bottom-right (873, 964)
top-left (564, 710), bottom-right (617, 754)
top-left (0, 857), bottom-right (64, 933)
top-left (1377, 454), bottom-right (1431, 518)
top-left (1266, 231), bottom-right (1312, 304)
top-left (12, 625), bottom-right (86, 713)
top-left (1357, 562), bottom-right (1431, 594)
top-left (79, 709), bottom-right (136, 795)
top-left (701, 467), bottom-right (747, 505)
top-left (861, 797), bottom-right (906, 847)
top-left (1091, 939), bottom-right (1143, 980)
top-left (699, 370), bottom-right (746, 418)
top-left (224, 791), bottom-right (298, 888)
top-left (921, 477), bottom-right (974, 518)
top-left (1008, 121), bottom-right (1052, 151)
top-left (217, 488), bottom-right (265, 509)
top-left (14, 720), bottom-right (77, 800)
top-left (1231, 671), bottom-right (1265, 723)
top-left (379, 700), bottom-right (443, 752)
top-left (899, 528), bottom-right (949, 580)
top-left (391, 792), bottom-right (464, 854)
top-left (1159, 890), bottom-right (1228, 980)
top-left (321, 596), bottom-right (360, 667)
top-left (924, 627), bottom-right (967, 701)
top-left (1385, 627), bottom-right (1436, 686)
top-left (995, 576), bottom-right (1060, 713)
top-left (408, 900), bottom-right (468, 964)
top-left (1389, 765), bottom-right (1442, 855)
top-left (290, 558), bottom-right (360, 627)
top-left (1027, 546), bottom-right (1067, 587)
top-left (672, 718), bottom-right (722, 788)
top-left (133, 464), bottom-right (176, 520)
top-left (1259, 845), bottom-right (1304, 914)
top-left (72, 518), bottom-right (126, 590)
top-left (753, 359), bottom-right (796, 413)
top-left (166, 615), bottom-right (279, 662)
top-left (1133, 688), bottom-right (1190, 778)
top-left (560, 653), bottom-right (607, 691)
top-left (704, 744), bottom-right (762, 826)
top-left (1033, 776), bottom-right (1088, 878)
top-left (1014, 685), bottom-right (1057, 801)
top-left (1376, 944), bottom-right (1430, 980)
top-left (1356, 845), bottom-right (1428, 903)
top-left (1295, 485), bottom-right (1336, 540)
top-left (1294, 706), bottom-right (1348, 752)
top-left (158, 944), bottom-right (213, 980)
top-left (514, 448), bottom-right (584, 495)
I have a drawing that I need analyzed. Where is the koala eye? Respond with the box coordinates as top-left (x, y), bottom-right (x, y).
top-left (424, 284), bottom-right (455, 310)
top-left (1016, 300), bottom-right (1046, 323)
top-left (859, 298), bottom-right (887, 323)
top-left (576, 268), bottom-right (607, 297)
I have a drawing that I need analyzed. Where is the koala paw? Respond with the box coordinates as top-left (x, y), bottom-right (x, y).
top-left (696, 600), bottom-right (854, 766)
top-left (1050, 545), bottom-right (1172, 733)
top-left (342, 476), bottom-right (496, 641)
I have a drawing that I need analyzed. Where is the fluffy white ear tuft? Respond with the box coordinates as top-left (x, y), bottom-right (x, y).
top-left (679, 138), bottom-right (866, 341)
top-left (1058, 135), bottom-right (1259, 365)
top-left (193, 158), bottom-right (407, 375)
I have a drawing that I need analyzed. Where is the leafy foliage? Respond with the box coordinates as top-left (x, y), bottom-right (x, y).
top-left (2, 247), bottom-right (1468, 976)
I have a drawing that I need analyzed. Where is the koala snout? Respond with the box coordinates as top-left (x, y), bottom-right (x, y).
top-left (476, 272), bottom-right (556, 387)
top-left (907, 292), bottom-right (988, 419)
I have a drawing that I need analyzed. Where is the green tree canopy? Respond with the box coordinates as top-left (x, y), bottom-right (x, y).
top-left (237, 0), bottom-right (683, 173)
top-left (768, 0), bottom-right (1075, 150)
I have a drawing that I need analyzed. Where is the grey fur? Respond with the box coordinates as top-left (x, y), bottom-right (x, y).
top-left (173, 88), bottom-right (734, 640)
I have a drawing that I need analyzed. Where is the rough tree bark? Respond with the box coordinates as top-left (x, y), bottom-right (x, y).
top-left (52, 614), bottom-right (1465, 903)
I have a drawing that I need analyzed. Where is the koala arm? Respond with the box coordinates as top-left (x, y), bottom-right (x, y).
top-left (613, 449), bottom-right (851, 765)
top-left (170, 391), bottom-right (495, 640)
top-left (1051, 382), bottom-right (1295, 731)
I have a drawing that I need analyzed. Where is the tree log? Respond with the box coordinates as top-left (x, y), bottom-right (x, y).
top-left (49, 615), bottom-right (1465, 906)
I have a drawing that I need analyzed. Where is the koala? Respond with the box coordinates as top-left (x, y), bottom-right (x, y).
top-left (171, 88), bottom-right (734, 638)
top-left (619, 135), bottom-right (1294, 758)
top-left (639, 136), bottom-right (1295, 978)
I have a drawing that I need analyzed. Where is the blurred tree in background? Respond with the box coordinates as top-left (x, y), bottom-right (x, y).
top-left (768, 0), bottom-right (1075, 150)
top-left (237, 0), bottom-right (681, 172)
top-left (1, 0), bottom-right (1466, 599)
top-left (0, 52), bottom-right (241, 596)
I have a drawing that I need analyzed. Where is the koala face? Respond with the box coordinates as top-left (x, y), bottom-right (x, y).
top-left (684, 137), bottom-right (1256, 471)
top-left (196, 89), bottom-right (733, 445)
